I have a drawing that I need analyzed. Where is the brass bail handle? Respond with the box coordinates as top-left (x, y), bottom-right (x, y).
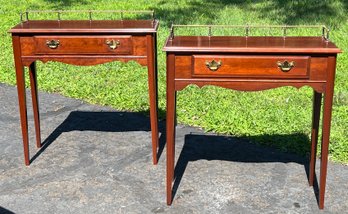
top-left (205, 60), bottom-right (222, 71)
top-left (46, 40), bottom-right (60, 49)
top-left (277, 60), bottom-right (295, 72)
top-left (106, 40), bottom-right (120, 50)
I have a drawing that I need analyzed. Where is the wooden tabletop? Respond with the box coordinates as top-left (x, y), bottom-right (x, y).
top-left (163, 36), bottom-right (341, 54)
top-left (9, 20), bottom-right (159, 33)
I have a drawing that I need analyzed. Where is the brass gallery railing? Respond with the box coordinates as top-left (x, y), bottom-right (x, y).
top-left (169, 24), bottom-right (330, 40)
top-left (19, 10), bottom-right (155, 22)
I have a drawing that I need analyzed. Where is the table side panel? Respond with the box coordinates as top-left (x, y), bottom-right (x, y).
top-left (175, 55), bottom-right (192, 79)
top-left (309, 57), bottom-right (328, 80)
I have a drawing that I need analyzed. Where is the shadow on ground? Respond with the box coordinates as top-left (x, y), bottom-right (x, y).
top-left (0, 207), bottom-right (15, 214)
top-left (30, 111), bottom-right (166, 164)
top-left (171, 133), bottom-right (319, 205)
top-left (32, 109), bottom-right (319, 205)
top-left (31, 111), bottom-right (316, 201)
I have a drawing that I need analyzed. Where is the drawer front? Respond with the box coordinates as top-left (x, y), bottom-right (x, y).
top-left (34, 36), bottom-right (133, 55)
top-left (193, 55), bottom-right (310, 78)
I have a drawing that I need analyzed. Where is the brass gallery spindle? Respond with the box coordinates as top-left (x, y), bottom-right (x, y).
top-left (283, 26), bottom-right (287, 37)
top-left (169, 24), bottom-right (174, 40)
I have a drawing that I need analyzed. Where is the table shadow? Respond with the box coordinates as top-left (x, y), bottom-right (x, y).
top-left (30, 111), bottom-right (165, 164)
top-left (0, 206), bottom-right (15, 214)
top-left (171, 133), bottom-right (319, 205)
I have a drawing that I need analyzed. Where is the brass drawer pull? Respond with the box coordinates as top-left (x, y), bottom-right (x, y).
top-left (277, 60), bottom-right (295, 72)
top-left (205, 60), bottom-right (222, 71)
top-left (46, 40), bottom-right (60, 49)
top-left (106, 39), bottom-right (120, 50)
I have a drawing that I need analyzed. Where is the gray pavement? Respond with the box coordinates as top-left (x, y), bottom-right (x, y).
top-left (0, 83), bottom-right (347, 214)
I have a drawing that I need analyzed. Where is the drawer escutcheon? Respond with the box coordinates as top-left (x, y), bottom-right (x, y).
top-left (205, 60), bottom-right (222, 72)
top-left (105, 39), bottom-right (120, 50)
top-left (277, 60), bottom-right (295, 72)
top-left (46, 40), bottom-right (60, 49)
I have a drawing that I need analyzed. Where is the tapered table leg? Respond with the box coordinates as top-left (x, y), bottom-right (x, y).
top-left (12, 36), bottom-right (30, 166)
top-left (309, 91), bottom-right (322, 186)
top-left (319, 56), bottom-right (337, 209)
top-left (29, 61), bottom-right (41, 148)
top-left (146, 34), bottom-right (159, 165)
top-left (166, 53), bottom-right (176, 205)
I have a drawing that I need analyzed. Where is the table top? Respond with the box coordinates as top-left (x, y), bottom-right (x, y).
top-left (163, 36), bottom-right (341, 54)
top-left (9, 20), bottom-right (159, 34)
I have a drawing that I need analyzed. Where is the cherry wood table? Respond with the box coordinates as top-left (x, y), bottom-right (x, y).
top-left (10, 12), bottom-right (160, 166)
top-left (163, 25), bottom-right (341, 209)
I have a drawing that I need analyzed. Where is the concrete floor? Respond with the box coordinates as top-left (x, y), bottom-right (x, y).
top-left (0, 83), bottom-right (347, 214)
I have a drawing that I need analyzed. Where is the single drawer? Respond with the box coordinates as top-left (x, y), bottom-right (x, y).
top-left (34, 36), bottom-right (133, 55)
top-left (193, 55), bottom-right (310, 78)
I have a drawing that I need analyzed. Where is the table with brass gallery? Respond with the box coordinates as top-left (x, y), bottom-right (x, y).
top-left (163, 25), bottom-right (341, 209)
top-left (9, 10), bottom-right (160, 165)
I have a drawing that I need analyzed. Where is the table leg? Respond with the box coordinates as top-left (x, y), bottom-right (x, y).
top-left (319, 56), bottom-right (336, 209)
top-left (12, 36), bottom-right (30, 166)
top-left (146, 34), bottom-right (159, 165)
top-left (29, 61), bottom-right (41, 148)
top-left (309, 91), bottom-right (322, 186)
top-left (166, 53), bottom-right (176, 205)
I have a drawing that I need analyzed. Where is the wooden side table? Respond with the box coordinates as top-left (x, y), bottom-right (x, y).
top-left (9, 10), bottom-right (160, 165)
top-left (163, 25), bottom-right (341, 209)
